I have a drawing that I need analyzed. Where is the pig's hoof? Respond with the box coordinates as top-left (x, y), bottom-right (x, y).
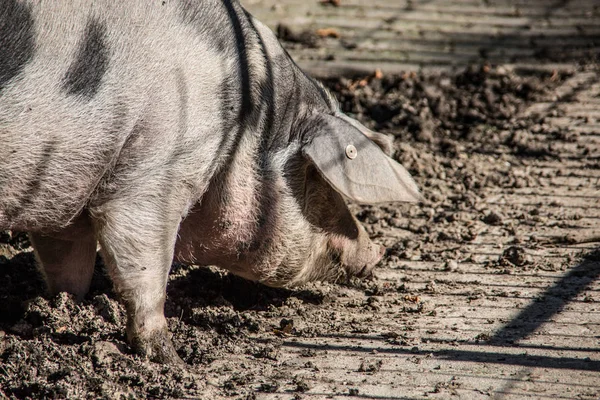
top-left (130, 330), bottom-right (185, 366)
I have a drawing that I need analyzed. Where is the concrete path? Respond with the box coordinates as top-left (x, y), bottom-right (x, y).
top-left (240, 1), bottom-right (600, 398)
top-left (244, 0), bottom-right (600, 77)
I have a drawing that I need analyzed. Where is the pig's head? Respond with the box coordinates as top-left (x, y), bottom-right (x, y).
top-left (275, 108), bottom-right (422, 285)
top-left (175, 79), bottom-right (420, 288)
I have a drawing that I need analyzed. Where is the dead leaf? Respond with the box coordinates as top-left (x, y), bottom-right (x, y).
top-left (316, 28), bottom-right (340, 38)
top-left (404, 295), bottom-right (420, 303)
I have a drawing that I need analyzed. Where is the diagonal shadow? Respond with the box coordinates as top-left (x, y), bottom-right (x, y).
top-left (277, 337), bottom-right (600, 372)
top-left (250, 247), bottom-right (600, 373)
top-left (491, 246), bottom-right (600, 344)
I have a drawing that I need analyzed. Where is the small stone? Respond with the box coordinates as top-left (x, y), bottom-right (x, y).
top-left (294, 380), bottom-right (310, 393)
top-left (92, 341), bottom-right (122, 366)
top-left (482, 211), bottom-right (503, 225)
top-left (444, 260), bottom-right (458, 271)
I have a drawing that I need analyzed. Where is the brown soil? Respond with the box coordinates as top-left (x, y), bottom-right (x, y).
top-left (1, 64), bottom-right (599, 399)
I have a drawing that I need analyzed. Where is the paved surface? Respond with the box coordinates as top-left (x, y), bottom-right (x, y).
top-left (252, 71), bottom-right (600, 399)
top-left (241, 1), bottom-right (600, 399)
top-left (244, 0), bottom-right (600, 77)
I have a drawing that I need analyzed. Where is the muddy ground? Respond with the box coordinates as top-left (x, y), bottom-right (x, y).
top-left (1, 63), bottom-right (599, 399)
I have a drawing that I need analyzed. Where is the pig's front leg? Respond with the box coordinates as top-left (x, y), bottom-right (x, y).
top-left (91, 190), bottom-right (187, 365)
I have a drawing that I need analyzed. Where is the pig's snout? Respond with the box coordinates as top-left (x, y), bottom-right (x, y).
top-left (347, 243), bottom-right (385, 279)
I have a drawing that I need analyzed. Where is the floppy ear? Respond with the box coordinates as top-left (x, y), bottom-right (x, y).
top-left (302, 114), bottom-right (421, 204)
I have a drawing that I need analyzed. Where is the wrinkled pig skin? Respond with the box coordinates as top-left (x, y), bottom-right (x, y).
top-left (0, 0), bottom-right (420, 364)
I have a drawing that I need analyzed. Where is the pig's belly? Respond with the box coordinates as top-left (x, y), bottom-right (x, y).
top-left (0, 140), bottom-right (105, 232)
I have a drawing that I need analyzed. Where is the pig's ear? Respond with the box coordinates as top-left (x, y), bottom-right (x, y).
top-left (302, 114), bottom-right (422, 204)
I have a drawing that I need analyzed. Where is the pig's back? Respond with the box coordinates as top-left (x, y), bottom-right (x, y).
top-left (0, 0), bottom-right (237, 230)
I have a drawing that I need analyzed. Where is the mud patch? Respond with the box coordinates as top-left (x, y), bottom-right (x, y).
top-left (1, 64), bottom-right (599, 398)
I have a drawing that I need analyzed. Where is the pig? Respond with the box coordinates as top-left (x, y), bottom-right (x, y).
top-left (0, 0), bottom-right (420, 364)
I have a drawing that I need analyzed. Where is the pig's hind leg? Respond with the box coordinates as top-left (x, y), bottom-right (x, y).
top-left (30, 213), bottom-right (97, 300)
top-left (91, 190), bottom-right (188, 365)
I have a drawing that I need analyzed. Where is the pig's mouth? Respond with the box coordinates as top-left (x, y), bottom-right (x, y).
top-left (353, 245), bottom-right (385, 279)
top-left (355, 264), bottom-right (376, 279)
top-left (334, 244), bottom-right (385, 281)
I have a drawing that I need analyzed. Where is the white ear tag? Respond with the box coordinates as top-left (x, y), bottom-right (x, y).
top-left (345, 144), bottom-right (357, 159)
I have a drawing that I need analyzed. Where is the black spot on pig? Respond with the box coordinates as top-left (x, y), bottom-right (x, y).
top-left (0, 0), bottom-right (35, 92)
top-left (63, 19), bottom-right (109, 98)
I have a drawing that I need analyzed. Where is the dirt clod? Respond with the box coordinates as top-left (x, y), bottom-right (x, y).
top-left (500, 246), bottom-right (533, 267)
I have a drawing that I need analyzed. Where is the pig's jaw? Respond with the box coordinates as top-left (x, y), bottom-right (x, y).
top-left (174, 197), bottom-right (359, 288)
top-left (247, 230), bottom-right (383, 288)
top-left (259, 234), bottom-right (344, 287)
